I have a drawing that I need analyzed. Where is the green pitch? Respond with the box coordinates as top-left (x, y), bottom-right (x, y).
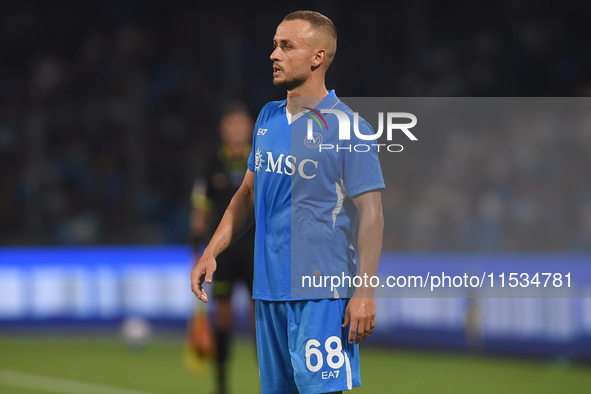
top-left (0, 335), bottom-right (590, 394)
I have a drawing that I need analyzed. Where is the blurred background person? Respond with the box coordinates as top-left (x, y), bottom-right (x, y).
top-left (190, 104), bottom-right (256, 394)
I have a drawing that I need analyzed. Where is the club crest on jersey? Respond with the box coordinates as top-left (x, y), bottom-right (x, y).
top-left (257, 128), bottom-right (268, 135)
top-left (305, 132), bottom-right (323, 148)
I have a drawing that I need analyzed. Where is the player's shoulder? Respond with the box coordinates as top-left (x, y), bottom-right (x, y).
top-left (259, 100), bottom-right (286, 116)
top-left (332, 99), bottom-right (374, 136)
top-left (333, 99), bottom-right (364, 120)
top-left (332, 98), bottom-right (353, 114)
top-left (254, 100), bottom-right (286, 125)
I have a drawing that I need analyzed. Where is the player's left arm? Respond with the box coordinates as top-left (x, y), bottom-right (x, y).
top-left (342, 190), bottom-right (384, 344)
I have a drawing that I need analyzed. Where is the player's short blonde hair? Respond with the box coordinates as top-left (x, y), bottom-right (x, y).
top-left (283, 10), bottom-right (337, 41)
top-left (283, 10), bottom-right (337, 67)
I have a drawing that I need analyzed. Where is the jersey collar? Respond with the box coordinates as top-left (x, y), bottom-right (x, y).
top-left (278, 89), bottom-right (337, 109)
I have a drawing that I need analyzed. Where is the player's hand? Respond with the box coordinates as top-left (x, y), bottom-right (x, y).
top-left (190, 251), bottom-right (217, 303)
top-left (342, 297), bottom-right (376, 344)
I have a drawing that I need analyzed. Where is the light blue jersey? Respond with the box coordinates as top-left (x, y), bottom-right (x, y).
top-left (247, 90), bottom-right (385, 301)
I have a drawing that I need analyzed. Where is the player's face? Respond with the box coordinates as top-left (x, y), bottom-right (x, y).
top-left (270, 20), bottom-right (316, 91)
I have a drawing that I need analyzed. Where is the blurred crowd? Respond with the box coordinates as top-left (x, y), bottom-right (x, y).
top-left (0, 0), bottom-right (589, 250)
top-left (381, 103), bottom-right (591, 251)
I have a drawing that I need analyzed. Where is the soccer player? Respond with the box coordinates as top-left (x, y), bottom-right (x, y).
top-left (191, 10), bottom-right (384, 394)
top-left (190, 104), bottom-right (256, 394)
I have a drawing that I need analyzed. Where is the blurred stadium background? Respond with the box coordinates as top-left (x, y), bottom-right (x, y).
top-left (1, 1), bottom-right (591, 393)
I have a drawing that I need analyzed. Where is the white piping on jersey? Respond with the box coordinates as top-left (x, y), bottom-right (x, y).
top-left (329, 99), bottom-right (341, 110)
top-left (344, 348), bottom-right (353, 390)
top-left (286, 99), bottom-right (341, 125)
top-left (333, 178), bottom-right (347, 229)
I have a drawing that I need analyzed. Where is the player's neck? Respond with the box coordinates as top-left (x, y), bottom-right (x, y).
top-left (286, 79), bottom-right (328, 115)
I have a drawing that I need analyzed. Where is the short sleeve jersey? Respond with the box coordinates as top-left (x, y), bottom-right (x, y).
top-left (247, 90), bottom-right (385, 300)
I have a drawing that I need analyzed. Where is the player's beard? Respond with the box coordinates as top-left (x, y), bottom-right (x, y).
top-left (273, 72), bottom-right (308, 91)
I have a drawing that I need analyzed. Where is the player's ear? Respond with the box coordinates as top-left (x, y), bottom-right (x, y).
top-left (311, 49), bottom-right (326, 68)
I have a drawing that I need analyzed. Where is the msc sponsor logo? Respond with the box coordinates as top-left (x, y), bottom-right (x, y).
top-left (264, 151), bottom-right (318, 179)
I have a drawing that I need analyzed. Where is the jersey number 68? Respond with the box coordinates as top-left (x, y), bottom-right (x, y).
top-left (305, 336), bottom-right (345, 372)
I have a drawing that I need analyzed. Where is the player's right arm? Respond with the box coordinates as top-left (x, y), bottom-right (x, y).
top-left (190, 169), bottom-right (255, 302)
